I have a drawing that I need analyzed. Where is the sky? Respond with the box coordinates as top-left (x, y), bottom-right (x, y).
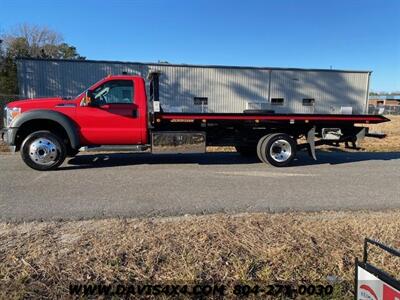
top-left (0, 0), bottom-right (399, 92)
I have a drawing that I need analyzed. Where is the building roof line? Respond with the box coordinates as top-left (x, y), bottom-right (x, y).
top-left (16, 57), bottom-right (373, 74)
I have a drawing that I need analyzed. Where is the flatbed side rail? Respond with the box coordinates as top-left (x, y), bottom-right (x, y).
top-left (154, 113), bottom-right (389, 124)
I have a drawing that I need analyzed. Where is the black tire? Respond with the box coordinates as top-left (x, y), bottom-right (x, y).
top-left (20, 130), bottom-right (67, 171)
top-left (235, 145), bottom-right (257, 157)
top-left (257, 133), bottom-right (296, 167)
top-left (256, 134), bottom-right (271, 162)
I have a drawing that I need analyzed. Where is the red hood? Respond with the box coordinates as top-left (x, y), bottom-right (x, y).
top-left (6, 97), bottom-right (77, 111)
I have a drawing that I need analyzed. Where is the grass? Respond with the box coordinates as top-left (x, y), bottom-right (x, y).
top-left (0, 142), bottom-right (10, 152)
top-left (357, 115), bottom-right (400, 151)
top-left (1, 210), bottom-right (400, 299)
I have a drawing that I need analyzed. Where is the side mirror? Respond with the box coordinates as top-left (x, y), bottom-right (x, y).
top-left (81, 91), bottom-right (95, 106)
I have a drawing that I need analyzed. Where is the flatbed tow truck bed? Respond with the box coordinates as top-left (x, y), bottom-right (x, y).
top-left (151, 112), bottom-right (389, 163)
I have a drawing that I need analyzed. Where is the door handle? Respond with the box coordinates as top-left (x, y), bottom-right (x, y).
top-left (132, 109), bottom-right (138, 118)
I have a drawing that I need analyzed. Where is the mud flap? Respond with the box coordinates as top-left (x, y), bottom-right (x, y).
top-left (356, 127), bottom-right (367, 144)
top-left (307, 126), bottom-right (317, 160)
top-left (345, 127), bottom-right (367, 149)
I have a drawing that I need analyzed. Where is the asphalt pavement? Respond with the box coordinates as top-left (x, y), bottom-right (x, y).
top-left (1, 151), bottom-right (400, 222)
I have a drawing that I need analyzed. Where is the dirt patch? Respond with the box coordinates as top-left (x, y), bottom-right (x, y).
top-left (1, 210), bottom-right (399, 299)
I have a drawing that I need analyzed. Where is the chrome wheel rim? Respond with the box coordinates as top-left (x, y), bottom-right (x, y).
top-left (29, 138), bottom-right (58, 165)
top-left (269, 139), bottom-right (292, 162)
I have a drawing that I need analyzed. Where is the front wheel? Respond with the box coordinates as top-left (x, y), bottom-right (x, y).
top-left (20, 131), bottom-right (67, 171)
top-left (257, 133), bottom-right (296, 167)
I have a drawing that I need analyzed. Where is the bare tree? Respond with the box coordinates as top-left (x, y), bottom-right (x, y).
top-left (0, 24), bottom-right (84, 97)
top-left (1, 23), bottom-right (84, 59)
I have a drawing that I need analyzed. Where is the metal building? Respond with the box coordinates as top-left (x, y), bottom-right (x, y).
top-left (17, 58), bottom-right (371, 114)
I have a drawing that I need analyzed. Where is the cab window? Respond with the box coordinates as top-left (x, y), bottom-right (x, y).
top-left (92, 80), bottom-right (134, 105)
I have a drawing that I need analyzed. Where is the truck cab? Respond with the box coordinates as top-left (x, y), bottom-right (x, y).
top-left (76, 75), bottom-right (148, 145)
top-left (2, 75), bottom-right (149, 170)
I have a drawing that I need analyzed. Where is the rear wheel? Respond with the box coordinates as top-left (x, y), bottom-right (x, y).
top-left (257, 134), bottom-right (271, 162)
top-left (257, 133), bottom-right (296, 167)
top-left (20, 131), bottom-right (67, 171)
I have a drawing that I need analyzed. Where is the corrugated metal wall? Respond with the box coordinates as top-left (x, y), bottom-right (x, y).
top-left (149, 65), bottom-right (271, 113)
top-left (268, 70), bottom-right (369, 114)
top-left (17, 59), bottom-right (370, 114)
top-left (17, 59), bottom-right (145, 99)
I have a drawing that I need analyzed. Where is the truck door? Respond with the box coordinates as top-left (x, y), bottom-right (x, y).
top-left (77, 79), bottom-right (144, 145)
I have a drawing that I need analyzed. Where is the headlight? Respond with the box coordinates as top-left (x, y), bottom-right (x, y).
top-left (5, 107), bottom-right (21, 127)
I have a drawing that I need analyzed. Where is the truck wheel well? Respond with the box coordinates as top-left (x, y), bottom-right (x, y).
top-left (15, 119), bottom-right (71, 151)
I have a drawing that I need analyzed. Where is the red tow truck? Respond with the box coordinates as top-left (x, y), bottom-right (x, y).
top-left (1, 74), bottom-right (389, 170)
